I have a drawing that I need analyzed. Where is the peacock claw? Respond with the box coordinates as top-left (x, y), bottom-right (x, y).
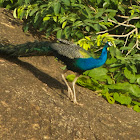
top-left (73, 100), bottom-right (83, 106)
top-left (68, 86), bottom-right (83, 105)
top-left (62, 74), bottom-right (83, 105)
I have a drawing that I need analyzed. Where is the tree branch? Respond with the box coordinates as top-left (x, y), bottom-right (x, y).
top-left (96, 18), bottom-right (140, 55)
top-left (108, 19), bottom-right (135, 28)
top-left (108, 28), bottom-right (137, 38)
top-left (96, 18), bottom-right (135, 35)
top-left (116, 15), bottom-right (140, 20)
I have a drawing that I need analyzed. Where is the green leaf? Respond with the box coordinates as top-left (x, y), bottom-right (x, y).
top-left (73, 21), bottom-right (83, 27)
top-left (88, 67), bottom-right (108, 78)
top-left (124, 67), bottom-right (133, 79)
top-left (6, 4), bottom-right (12, 9)
top-left (120, 46), bottom-right (132, 50)
top-left (128, 41), bottom-right (135, 49)
top-left (66, 74), bottom-right (76, 82)
top-left (78, 0), bottom-right (82, 3)
top-left (84, 22), bottom-right (95, 29)
top-left (132, 101), bottom-right (140, 106)
top-left (85, 26), bottom-right (90, 32)
top-left (137, 77), bottom-right (140, 85)
top-left (23, 23), bottom-right (29, 32)
top-left (103, 2), bottom-right (109, 8)
top-left (57, 29), bottom-right (62, 38)
top-left (71, 0), bottom-right (76, 3)
top-left (13, 8), bottom-right (17, 18)
top-left (124, 67), bottom-right (136, 83)
top-left (133, 105), bottom-right (140, 112)
top-left (64, 26), bottom-right (71, 39)
top-left (95, 8), bottom-right (104, 18)
top-left (110, 63), bottom-right (122, 67)
top-left (85, 7), bottom-right (93, 18)
top-left (106, 58), bottom-right (117, 65)
top-left (109, 67), bottom-right (119, 72)
top-left (84, 19), bottom-right (98, 24)
top-left (83, 70), bottom-right (90, 76)
top-left (133, 54), bottom-right (140, 60)
top-left (105, 9), bottom-right (117, 13)
top-left (29, 8), bottom-right (38, 16)
top-left (76, 76), bottom-right (101, 91)
top-left (61, 65), bottom-right (67, 70)
top-left (54, 2), bottom-right (61, 15)
top-left (18, 8), bottom-right (25, 20)
top-left (59, 16), bottom-right (67, 23)
top-left (99, 23), bottom-right (107, 30)
top-left (17, 0), bottom-right (23, 5)
top-left (106, 82), bottom-right (140, 98)
top-left (113, 93), bottom-right (132, 105)
top-left (75, 31), bottom-right (84, 38)
top-left (129, 76), bottom-right (136, 84)
top-left (53, 16), bottom-right (57, 22)
top-left (105, 92), bottom-right (115, 104)
top-left (25, 0), bottom-right (30, 4)
top-left (34, 11), bottom-right (40, 23)
top-left (87, 68), bottom-right (113, 84)
top-left (110, 16), bottom-right (118, 22)
top-left (62, 21), bottom-right (67, 29)
top-left (104, 75), bottom-right (113, 84)
top-left (62, 0), bottom-right (70, 6)
top-left (136, 21), bottom-right (140, 28)
top-left (109, 46), bottom-right (116, 58)
top-left (93, 24), bottom-right (100, 31)
top-left (43, 16), bottom-right (50, 21)
top-left (115, 48), bottom-right (122, 56)
top-left (97, 0), bottom-right (102, 4)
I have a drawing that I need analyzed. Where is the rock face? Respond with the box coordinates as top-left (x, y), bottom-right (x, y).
top-left (0, 8), bottom-right (140, 140)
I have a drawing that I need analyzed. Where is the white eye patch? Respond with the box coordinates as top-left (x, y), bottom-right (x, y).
top-left (108, 42), bottom-right (113, 46)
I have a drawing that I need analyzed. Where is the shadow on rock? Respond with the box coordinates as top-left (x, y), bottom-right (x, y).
top-left (1, 55), bottom-right (67, 93)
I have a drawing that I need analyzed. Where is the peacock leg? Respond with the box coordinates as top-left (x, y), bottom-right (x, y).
top-left (72, 75), bottom-right (83, 106)
top-left (61, 74), bottom-right (73, 99)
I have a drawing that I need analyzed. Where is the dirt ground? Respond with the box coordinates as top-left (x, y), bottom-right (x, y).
top-left (0, 8), bottom-right (140, 140)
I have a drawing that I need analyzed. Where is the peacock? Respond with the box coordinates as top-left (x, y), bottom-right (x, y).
top-left (0, 39), bottom-right (111, 105)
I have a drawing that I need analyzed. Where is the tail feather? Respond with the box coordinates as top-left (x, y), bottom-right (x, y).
top-left (0, 41), bottom-right (52, 57)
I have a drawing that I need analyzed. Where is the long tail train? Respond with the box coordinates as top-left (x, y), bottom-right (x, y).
top-left (0, 40), bottom-right (51, 57)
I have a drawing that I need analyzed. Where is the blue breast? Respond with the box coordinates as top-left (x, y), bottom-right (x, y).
top-left (75, 46), bottom-right (108, 71)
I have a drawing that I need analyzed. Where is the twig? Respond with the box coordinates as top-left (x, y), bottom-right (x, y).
top-left (135, 28), bottom-right (140, 50)
top-left (108, 28), bottom-right (137, 38)
top-left (96, 17), bottom-right (140, 54)
top-left (122, 35), bottom-right (129, 53)
top-left (96, 18), bottom-right (134, 35)
top-left (88, 5), bottom-right (97, 13)
top-left (96, 24), bottom-right (119, 34)
top-left (125, 44), bottom-right (136, 57)
top-left (121, 20), bottom-right (130, 53)
top-left (116, 15), bottom-right (140, 19)
top-left (94, 47), bottom-right (103, 52)
top-left (108, 19), bottom-right (135, 28)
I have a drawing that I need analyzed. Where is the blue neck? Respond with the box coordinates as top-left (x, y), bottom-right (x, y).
top-left (98, 43), bottom-right (108, 61)
top-left (75, 43), bottom-right (108, 71)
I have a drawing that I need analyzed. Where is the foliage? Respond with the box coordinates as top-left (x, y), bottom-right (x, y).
top-left (77, 36), bottom-right (94, 50)
top-left (0, 0), bottom-right (21, 9)
top-left (0, 0), bottom-right (140, 112)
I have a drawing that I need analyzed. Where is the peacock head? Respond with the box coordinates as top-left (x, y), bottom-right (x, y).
top-left (104, 42), bottom-right (113, 51)
top-left (106, 42), bottom-right (113, 47)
